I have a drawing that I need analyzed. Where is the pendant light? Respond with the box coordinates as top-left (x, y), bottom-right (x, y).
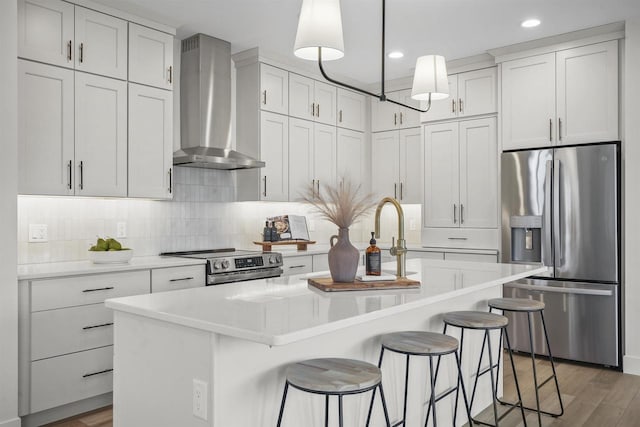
top-left (294, 0), bottom-right (449, 112)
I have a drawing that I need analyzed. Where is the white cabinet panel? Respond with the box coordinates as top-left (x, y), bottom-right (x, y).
top-left (282, 256), bottom-right (313, 276)
top-left (395, 89), bottom-right (421, 129)
top-left (371, 95), bottom-right (400, 132)
top-left (423, 122), bottom-right (459, 227)
top-left (151, 265), bottom-right (206, 293)
top-left (18, 60), bottom-right (74, 196)
top-left (420, 77), bottom-right (457, 123)
top-left (398, 128), bottom-right (422, 203)
top-left (372, 131), bottom-right (400, 199)
top-left (260, 112), bottom-right (289, 201)
top-left (407, 251), bottom-right (444, 260)
top-left (337, 128), bottom-right (367, 189)
top-left (260, 64), bottom-right (288, 114)
top-left (74, 7), bottom-right (128, 80)
top-left (312, 254), bottom-right (330, 272)
top-left (289, 73), bottom-right (315, 120)
top-left (18, 0), bottom-right (74, 68)
top-left (128, 84), bottom-right (173, 199)
top-left (128, 23), bottom-right (173, 89)
top-left (459, 118), bottom-right (498, 228)
top-left (288, 118), bottom-right (314, 201)
top-left (457, 67), bottom-right (497, 117)
top-left (75, 73), bottom-right (127, 197)
top-left (314, 81), bottom-right (337, 125)
top-left (337, 89), bottom-right (366, 132)
top-left (444, 252), bottom-right (497, 263)
top-left (313, 123), bottom-right (337, 196)
top-left (556, 40), bottom-right (618, 144)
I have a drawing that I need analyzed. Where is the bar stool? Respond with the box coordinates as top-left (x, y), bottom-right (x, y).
top-left (443, 311), bottom-right (527, 427)
top-left (365, 331), bottom-right (472, 427)
top-left (487, 298), bottom-right (564, 426)
top-left (276, 357), bottom-right (391, 427)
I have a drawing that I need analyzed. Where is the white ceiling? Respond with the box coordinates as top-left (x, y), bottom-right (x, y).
top-left (95, 0), bottom-right (637, 84)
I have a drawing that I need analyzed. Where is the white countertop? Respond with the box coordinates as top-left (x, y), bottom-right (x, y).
top-left (275, 244), bottom-right (498, 257)
top-left (17, 256), bottom-right (206, 280)
top-left (105, 259), bottom-right (546, 346)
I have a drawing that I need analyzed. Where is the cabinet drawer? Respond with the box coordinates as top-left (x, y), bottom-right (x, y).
top-left (151, 265), bottom-right (206, 293)
top-left (444, 252), bottom-right (497, 263)
top-left (31, 270), bottom-right (150, 312)
top-left (282, 256), bottom-right (313, 276)
top-left (31, 303), bottom-right (113, 361)
top-left (421, 227), bottom-right (498, 250)
top-left (30, 346), bottom-right (113, 413)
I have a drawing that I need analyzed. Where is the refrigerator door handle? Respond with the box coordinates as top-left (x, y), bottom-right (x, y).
top-left (553, 159), bottom-right (562, 270)
top-left (543, 160), bottom-right (553, 267)
top-left (504, 282), bottom-right (614, 296)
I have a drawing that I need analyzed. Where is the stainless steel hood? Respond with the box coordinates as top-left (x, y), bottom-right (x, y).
top-left (175, 34), bottom-right (265, 170)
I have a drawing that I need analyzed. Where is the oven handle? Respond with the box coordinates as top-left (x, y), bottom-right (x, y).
top-left (504, 282), bottom-right (613, 296)
top-left (207, 267), bottom-right (283, 285)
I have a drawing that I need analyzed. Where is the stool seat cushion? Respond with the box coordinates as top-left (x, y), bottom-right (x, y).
top-left (488, 297), bottom-right (545, 312)
top-left (443, 311), bottom-right (508, 329)
top-left (381, 331), bottom-right (458, 355)
top-left (285, 358), bottom-right (381, 394)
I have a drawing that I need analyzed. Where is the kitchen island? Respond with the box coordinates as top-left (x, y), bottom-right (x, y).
top-left (105, 259), bottom-right (546, 426)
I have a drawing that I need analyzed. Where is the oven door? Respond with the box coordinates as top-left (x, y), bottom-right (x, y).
top-left (207, 267), bottom-right (283, 285)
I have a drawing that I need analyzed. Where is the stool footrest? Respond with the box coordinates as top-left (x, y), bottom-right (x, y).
top-left (477, 363), bottom-right (500, 377)
top-left (471, 399), bottom-right (524, 427)
top-left (498, 395), bottom-right (563, 417)
top-left (433, 385), bottom-right (458, 403)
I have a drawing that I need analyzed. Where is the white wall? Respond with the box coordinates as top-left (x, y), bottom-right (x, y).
top-left (624, 17), bottom-right (640, 375)
top-left (0, 1), bottom-right (19, 425)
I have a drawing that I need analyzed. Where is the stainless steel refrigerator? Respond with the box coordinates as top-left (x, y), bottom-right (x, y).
top-left (501, 142), bottom-right (620, 367)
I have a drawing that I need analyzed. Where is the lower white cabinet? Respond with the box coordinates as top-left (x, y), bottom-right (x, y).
top-left (151, 265), bottom-right (206, 293)
top-left (407, 250), bottom-right (444, 260)
top-left (312, 254), bottom-right (330, 272)
top-left (444, 252), bottom-right (497, 263)
top-left (282, 256), bottom-right (313, 276)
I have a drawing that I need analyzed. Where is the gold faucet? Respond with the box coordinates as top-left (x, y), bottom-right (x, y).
top-left (374, 197), bottom-right (407, 278)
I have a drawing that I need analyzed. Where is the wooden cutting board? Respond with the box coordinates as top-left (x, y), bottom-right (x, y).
top-left (308, 277), bottom-right (421, 292)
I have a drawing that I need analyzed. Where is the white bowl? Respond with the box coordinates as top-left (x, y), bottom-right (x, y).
top-left (88, 249), bottom-right (134, 264)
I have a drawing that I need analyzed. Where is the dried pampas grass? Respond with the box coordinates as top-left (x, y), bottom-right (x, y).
top-left (301, 178), bottom-right (377, 228)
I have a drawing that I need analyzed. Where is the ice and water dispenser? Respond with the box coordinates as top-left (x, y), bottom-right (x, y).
top-left (510, 215), bottom-right (542, 263)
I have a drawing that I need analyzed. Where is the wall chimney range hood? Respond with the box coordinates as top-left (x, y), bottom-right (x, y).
top-left (174, 34), bottom-right (265, 170)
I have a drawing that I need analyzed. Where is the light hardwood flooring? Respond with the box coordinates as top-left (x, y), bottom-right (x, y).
top-left (44, 353), bottom-right (640, 427)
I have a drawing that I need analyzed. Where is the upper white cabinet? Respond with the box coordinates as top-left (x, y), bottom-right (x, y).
top-left (371, 89), bottom-right (420, 132)
top-left (259, 112), bottom-right (289, 201)
top-left (129, 23), bottom-right (174, 90)
top-left (424, 117), bottom-right (497, 229)
top-left (260, 64), bottom-right (289, 114)
top-left (289, 73), bottom-right (337, 125)
top-left (502, 40), bottom-right (618, 150)
top-left (420, 67), bottom-right (497, 123)
top-left (337, 89), bottom-right (366, 132)
top-left (337, 128), bottom-right (367, 191)
top-left (128, 84), bottom-right (173, 199)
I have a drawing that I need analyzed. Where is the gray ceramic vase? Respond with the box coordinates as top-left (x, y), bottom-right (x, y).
top-left (328, 228), bottom-right (360, 283)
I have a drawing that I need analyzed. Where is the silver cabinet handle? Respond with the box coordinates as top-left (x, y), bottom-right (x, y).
top-left (400, 182), bottom-right (403, 200)
top-left (339, 110), bottom-right (343, 123)
top-left (460, 204), bottom-right (464, 224)
top-left (82, 322), bottom-right (113, 330)
top-left (316, 103), bottom-right (320, 117)
top-left (79, 161), bottom-right (84, 190)
top-left (394, 183), bottom-right (397, 199)
top-left (311, 103), bottom-right (315, 117)
top-left (399, 112), bottom-right (403, 125)
top-left (452, 99), bottom-right (456, 113)
top-left (80, 42), bottom-right (84, 63)
top-left (168, 66), bottom-right (173, 84)
top-left (82, 286), bottom-right (114, 293)
top-left (169, 277), bottom-right (194, 282)
top-left (67, 40), bottom-right (72, 61)
top-left (394, 113), bottom-right (397, 125)
top-left (558, 118), bottom-right (563, 141)
top-left (453, 204), bottom-right (457, 224)
top-left (263, 176), bottom-right (267, 197)
top-left (67, 160), bottom-right (72, 190)
top-left (82, 368), bottom-right (113, 378)
top-left (447, 237), bottom-right (468, 240)
top-left (549, 118), bottom-right (553, 142)
top-left (316, 179), bottom-right (320, 196)
top-left (459, 98), bottom-right (463, 113)
top-left (262, 90), bottom-right (267, 105)
top-left (168, 168), bottom-right (173, 194)
top-left (288, 265), bottom-right (307, 269)
top-left (312, 179), bottom-right (316, 198)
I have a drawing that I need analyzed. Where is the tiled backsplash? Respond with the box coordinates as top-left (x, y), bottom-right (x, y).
top-left (17, 167), bottom-right (421, 264)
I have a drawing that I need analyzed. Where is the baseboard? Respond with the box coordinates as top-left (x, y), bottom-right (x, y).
top-left (0, 417), bottom-right (21, 427)
top-left (20, 393), bottom-right (111, 427)
top-left (623, 354), bottom-right (640, 375)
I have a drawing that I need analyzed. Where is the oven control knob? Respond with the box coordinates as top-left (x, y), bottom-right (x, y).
top-left (270, 255), bottom-right (281, 264)
top-left (221, 260), bottom-right (230, 269)
top-left (213, 260), bottom-right (222, 270)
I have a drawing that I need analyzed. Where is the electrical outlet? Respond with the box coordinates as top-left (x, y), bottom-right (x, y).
top-left (308, 220), bottom-right (316, 232)
top-left (193, 379), bottom-right (208, 420)
top-left (116, 222), bottom-right (127, 238)
top-left (409, 219), bottom-right (417, 231)
top-left (28, 224), bottom-right (48, 242)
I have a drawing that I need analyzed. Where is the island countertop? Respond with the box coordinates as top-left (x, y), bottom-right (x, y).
top-left (105, 259), bottom-right (546, 346)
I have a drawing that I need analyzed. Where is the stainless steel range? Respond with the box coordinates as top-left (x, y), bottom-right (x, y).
top-left (161, 249), bottom-right (283, 285)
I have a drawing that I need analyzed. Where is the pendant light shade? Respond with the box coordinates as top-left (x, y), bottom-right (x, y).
top-left (294, 0), bottom-right (345, 61)
top-left (411, 55), bottom-right (450, 101)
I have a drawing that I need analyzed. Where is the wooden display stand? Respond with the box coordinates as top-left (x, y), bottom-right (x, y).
top-left (253, 240), bottom-right (316, 252)
top-left (308, 277), bottom-right (421, 292)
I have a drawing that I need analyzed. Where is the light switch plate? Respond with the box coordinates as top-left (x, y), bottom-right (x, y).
top-left (28, 224), bottom-right (48, 242)
top-left (192, 379), bottom-right (208, 420)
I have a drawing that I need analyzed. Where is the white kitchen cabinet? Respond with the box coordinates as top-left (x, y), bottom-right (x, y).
top-left (289, 118), bottom-right (336, 201)
top-left (444, 252), bottom-right (497, 263)
top-left (128, 83), bottom-right (173, 199)
top-left (128, 23), bottom-right (174, 89)
top-left (337, 128), bottom-right (367, 190)
top-left (407, 250), bottom-right (444, 260)
top-left (371, 89), bottom-right (420, 132)
top-left (424, 117), bottom-right (497, 229)
top-left (420, 67), bottom-right (497, 123)
top-left (337, 88), bottom-right (366, 132)
top-left (260, 112), bottom-right (289, 201)
top-left (151, 265), bottom-right (206, 293)
top-left (18, 60), bottom-right (75, 196)
top-left (502, 40), bottom-right (618, 150)
top-left (74, 7), bottom-right (128, 80)
top-left (282, 255), bottom-right (313, 276)
top-left (312, 254), bottom-right (330, 272)
top-left (260, 63), bottom-right (289, 114)
top-left (75, 72), bottom-right (127, 197)
top-left (398, 128), bottom-right (423, 203)
top-left (289, 73), bottom-right (337, 125)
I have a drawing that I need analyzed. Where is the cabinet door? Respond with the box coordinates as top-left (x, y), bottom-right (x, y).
top-left (371, 131), bottom-right (400, 200)
top-left (313, 123), bottom-right (337, 196)
top-left (337, 128), bottom-right (367, 190)
top-left (128, 84), bottom-right (173, 199)
top-left (556, 40), bottom-right (618, 145)
top-left (129, 23), bottom-right (174, 89)
top-left (395, 89), bottom-right (421, 129)
top-left (74, 7), bottom-right (128, 80)
top-left (289, 73), bottom-right (315, 120)
top-left (420, 76), bottom-right (458, 123)
top-left (314, 81), bottom-right (337, 125)
top-left (458, 67), bottom-right (497, 117)
top-left (288, 118), bottom-right (314, 201)
top-left (398, 128), bottom-right (422, 203)
top-left (502, 53), bottom-right (556, 150)
top-left (371, 97), bottom-right (398, 132)
top-left (459, 118), bottom-right (497, 228)
top-left (18, 0), bottom-right (74, 68)
top-left (18, 61), bottom-right (75, 196)
top-left (75, 73), bottom-right (127, 197)
top-left (337, 88), bottom-right (366, 132)
top-left (423, 123), bottom-right (459, 227)
top-left (260, 64), bottom-right (288, 114)
top-left (260, 112), bottom-right (289, 201)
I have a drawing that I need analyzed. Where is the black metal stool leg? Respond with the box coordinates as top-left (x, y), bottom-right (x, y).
top-left (527, 312), bottom-right (543, 427)
top-left (469, 330), bottom-right (488, 418)
top-left (452, 328), bottom-right (466, 426)
top-left (338, 394), bottom-right (344, 427)
top-left (366, 347), bottom-right (385, 427)
top-left (428, 355), bottom-right (437, 427)
top-left (505, 328), bottom-right (528, 427)
top-left (378, 382), bottom-right (392, 427)
top-left (401, 354), bottom-right (410, 425)
top-left (454, 351), bottom-right (473, 426)
top-left (325, 395), bottom-right (330, 427)
top-left (486, 330), bottom-right (500, 427)
top-left (276, 381), bottom-right (289, 427)
top-left (541, 311), bottom-right (564, 417)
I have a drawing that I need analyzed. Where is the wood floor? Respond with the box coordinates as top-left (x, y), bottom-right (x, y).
top-left (45, 353), bottom-right (640, 427)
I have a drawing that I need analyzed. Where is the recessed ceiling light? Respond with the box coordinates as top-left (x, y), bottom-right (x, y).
top-left (521, 18), bottom-right (541, 28)
top-left (388, 51), bottom-right (404, 59)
